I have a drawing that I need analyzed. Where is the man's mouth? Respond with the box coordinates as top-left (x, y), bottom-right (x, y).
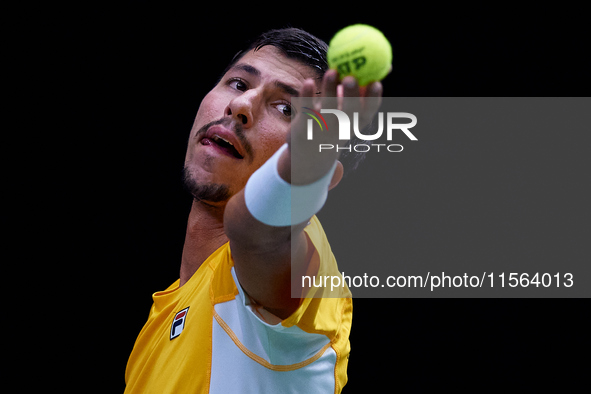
top-left (200, 133), bottom-right (244, 159)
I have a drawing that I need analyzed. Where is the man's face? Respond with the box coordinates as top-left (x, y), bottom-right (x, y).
top-left (183, 45), bottom-right (318, 203)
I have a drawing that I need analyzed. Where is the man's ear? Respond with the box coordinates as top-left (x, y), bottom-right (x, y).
top-left (328, 161), bottom-right (344, 191)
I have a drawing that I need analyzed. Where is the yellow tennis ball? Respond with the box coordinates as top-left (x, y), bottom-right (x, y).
top-left (327, 24), bottom-right (392, 86)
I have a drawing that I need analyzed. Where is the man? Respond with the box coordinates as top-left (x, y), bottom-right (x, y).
top-left (125, 28), bottom-right (384, 393)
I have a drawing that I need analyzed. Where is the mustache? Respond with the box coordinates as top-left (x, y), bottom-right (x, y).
top-left (195, 118), bottom-right (254, 162)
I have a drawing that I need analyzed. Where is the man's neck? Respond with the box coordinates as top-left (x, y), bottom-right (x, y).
top-left (179, 199), bottom-right (228, 287)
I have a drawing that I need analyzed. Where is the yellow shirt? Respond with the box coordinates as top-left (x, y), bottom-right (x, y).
top-left (125, 216), bottom-right (352, 393)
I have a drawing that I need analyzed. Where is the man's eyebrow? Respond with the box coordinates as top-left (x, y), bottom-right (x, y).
top-left (274, 81), bottom-right (299, 97)
top-left (230, 63), bottom-right (261, 78)
top-left (230, 62), bottom-right (300, 97)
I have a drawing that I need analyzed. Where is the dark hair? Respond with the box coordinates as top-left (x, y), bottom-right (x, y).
top-left (222, 27), bottom-right (367, 175)
top-left (223, 27), bottom-right (328, 79)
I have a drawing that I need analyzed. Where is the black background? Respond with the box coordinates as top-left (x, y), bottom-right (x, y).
top-left (42, 3), bottom-right (589, 392)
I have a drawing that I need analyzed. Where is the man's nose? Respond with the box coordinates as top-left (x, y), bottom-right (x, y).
top-left (225, 89), bottom-right (258, 128)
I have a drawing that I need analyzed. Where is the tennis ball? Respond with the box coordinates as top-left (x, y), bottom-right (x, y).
top-left (327, 24), bottom-right (392, 86)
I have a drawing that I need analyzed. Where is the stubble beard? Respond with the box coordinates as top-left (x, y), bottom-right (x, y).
top-left (182, 117), bottom-right (254, 204)
top-left (182, 165), bottom-right (232, 203)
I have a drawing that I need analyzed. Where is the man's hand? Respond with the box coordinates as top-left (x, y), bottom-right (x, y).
top-left (282, 69), bottom-right (383, 186)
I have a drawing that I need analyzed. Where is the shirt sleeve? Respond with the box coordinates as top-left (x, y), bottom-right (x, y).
top-left (231, 215), bottom-right (351, 339)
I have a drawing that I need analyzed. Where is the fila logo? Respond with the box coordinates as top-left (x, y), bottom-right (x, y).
top-left (170, 307), bottom-right (189, 340)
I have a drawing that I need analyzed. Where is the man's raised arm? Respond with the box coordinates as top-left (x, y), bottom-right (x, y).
top-left (224, 70), bottom-right (382, 319)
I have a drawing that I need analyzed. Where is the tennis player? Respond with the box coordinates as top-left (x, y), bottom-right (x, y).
top-left (124, 27), bottom-right (384, 393)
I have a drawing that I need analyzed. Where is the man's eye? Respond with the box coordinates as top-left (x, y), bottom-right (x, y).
top-left (276, 103), bottom-right (293, 118)
top-left (229, 79), bottom-right (248, 92)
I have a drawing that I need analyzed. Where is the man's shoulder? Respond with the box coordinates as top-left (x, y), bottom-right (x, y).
top-left (205, 242), bottom-right (240, 304)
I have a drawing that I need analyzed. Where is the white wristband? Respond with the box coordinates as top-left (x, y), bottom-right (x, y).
top-left (244, 143), bottom-right (337, 227)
